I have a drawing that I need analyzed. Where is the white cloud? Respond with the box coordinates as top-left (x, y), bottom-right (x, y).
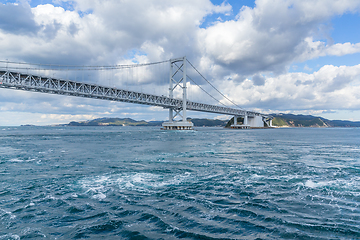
top-left (0, 3), bottom-right (39, 35)
top-left (0, 111), bottom-right (99, 126)
top-left (222, 64), bottom-right (360, 111)
top-left (2, 0), bottom-right (360, 71)
top-left (197, 0), bottom-right (360, 76)
top-left (1, 0), bottom-right (360, 125)
top-left (297, 38), bottom-right (360, 61)
top-left (326, 42), bottom-right (360, 56)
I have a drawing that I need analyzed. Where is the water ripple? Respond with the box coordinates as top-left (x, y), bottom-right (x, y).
top-left (0, 127), bottom-right (359, 239)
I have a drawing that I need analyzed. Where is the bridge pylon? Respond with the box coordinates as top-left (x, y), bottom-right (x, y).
top-left (162, 56), bottom-right (194, 130)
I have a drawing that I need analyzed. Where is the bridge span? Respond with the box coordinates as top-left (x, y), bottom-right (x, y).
top-left (0, 57), bottom-right (272, 129)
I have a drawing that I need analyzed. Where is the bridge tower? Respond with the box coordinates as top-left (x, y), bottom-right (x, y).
top-left (162, 57), bottom-right (194, 130)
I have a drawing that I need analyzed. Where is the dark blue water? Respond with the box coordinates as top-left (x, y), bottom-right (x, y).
top-left (0, 126), bottom-right (359, 239)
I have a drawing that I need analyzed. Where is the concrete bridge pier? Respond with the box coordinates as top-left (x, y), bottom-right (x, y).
top-left (230, 114), bottom-right (270, 129)
top-left (162, 121), bottom-right (194, 130)
top-left (230, 114), bottom-right (250, 129)
top-left (248, 115), bottom-right (265, 128)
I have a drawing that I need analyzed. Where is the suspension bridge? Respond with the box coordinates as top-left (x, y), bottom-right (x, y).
top-left (0, 57), bottom-right (272, 129)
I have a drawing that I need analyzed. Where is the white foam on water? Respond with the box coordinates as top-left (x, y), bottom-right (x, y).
top-left (171, 172), bottom-right (192, 185)
top-left (0, 234), bottom-right (20, 240)
top-left (79, 172), bottom-right (193, 198)
top-left (46, 194), bottom-right (57, 200)
top-left (0, 208), bottom-right (16, 220)
top-left (38, 149), bottom-right (54, 154)
top-left (9, 158), bottom-right (23, 163)
top-left (304, 178), bottom-right (360, 191)
top-left (85, 185), bottom-right (106, 194)
top-left (9, 158), bottom-right (37, 163)
top-left (116, 173), bottom-right (162, 191)
top-left (80, 176), bottom-right (111, 200)
top-left (0, 146), bottom-right (20, 155)
top-left (116, 172), bottom-right (192, 191)
top-left (26, 159), bottom-right (36, 162)
top-left (93, 175), bottom-right (110, 184)
top-left (21, 227), bottom-right (46, 238)
top-left (250, 174), bottom-right (262, 179)
top-left (92, 192), bottom-right (107, 200)
top-left (125, 181), bottom-right (135, 189)
top-left (305, 180), bottom-right (328, 188)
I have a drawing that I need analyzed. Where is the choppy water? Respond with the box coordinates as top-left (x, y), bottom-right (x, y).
top-left (0, 126), bottom-right (359, 239)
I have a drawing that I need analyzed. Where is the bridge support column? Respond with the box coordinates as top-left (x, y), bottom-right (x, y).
top-left (168, 61), bottom-right (174, 123)
top-left (244, 114), bottom-right (248, 125)
top-left (162, 56), bottom-right (193, 130)
top-left (248, 115), bottom-right (265, 128)
top-left (230, 114), bottom-right (251, 129)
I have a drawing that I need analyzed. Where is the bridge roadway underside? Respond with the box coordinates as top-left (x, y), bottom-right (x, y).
top-left (0, 70), bottom-right (271, 126)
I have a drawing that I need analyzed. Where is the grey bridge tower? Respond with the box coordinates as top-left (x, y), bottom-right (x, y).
top-left (162, 57), bottom-right (194, 130)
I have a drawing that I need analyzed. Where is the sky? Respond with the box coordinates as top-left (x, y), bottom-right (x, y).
top-left (0, 0), bottom-right (360, 126)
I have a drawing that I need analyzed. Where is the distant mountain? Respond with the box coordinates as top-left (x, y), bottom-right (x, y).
top-left (188, 118), bottom-right (228, 127)
top-left (64, 114), bottom-right (360, 128)
top-left (66, 118), bottom-right (227, 127)
top-left (271, 114), bottom-right (360, 127)
top-left (68, 118), bottom-right (152, 126)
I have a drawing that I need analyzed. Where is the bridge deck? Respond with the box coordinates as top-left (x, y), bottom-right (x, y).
top-left (0, 70), bottom-right (271, 119)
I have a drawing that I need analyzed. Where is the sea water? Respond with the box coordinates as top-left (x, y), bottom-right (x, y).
top-left (0, 126), bottom-right (359, 239)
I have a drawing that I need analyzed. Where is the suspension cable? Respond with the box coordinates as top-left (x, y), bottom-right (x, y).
top-left (187, 75), bottom-right (229, 108)
top-left (187, 59), bottom-right (243, 109)
top-left (0, 59), bottom-right (170, 71)
top-left (173, 63), bottom-right (228, 108)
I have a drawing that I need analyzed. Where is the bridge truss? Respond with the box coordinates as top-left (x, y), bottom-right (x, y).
top-left (0, 58), bottom-right (273, 128)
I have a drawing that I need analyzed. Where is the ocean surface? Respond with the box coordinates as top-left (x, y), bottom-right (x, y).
top-left (0, 126), bottom-right (359, 239)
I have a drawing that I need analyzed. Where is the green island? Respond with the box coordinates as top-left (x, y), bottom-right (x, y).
top-left (270, 114), bottom-right (360, 127)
